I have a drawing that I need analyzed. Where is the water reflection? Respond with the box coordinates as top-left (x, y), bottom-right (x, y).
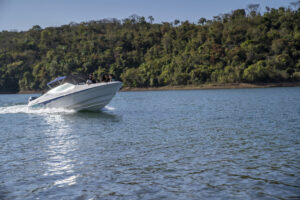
top-left (1, 89), bottom-right (300, 199)
top-left (40, 109), bottom-right (120, 188)
top-left (43, 114), bottom-right (78, 187)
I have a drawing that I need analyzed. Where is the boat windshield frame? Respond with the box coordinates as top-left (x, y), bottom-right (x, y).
top-left (47, 76), bottom-right (66, 88)
top-left (47, 74), bottom-right (87, 88)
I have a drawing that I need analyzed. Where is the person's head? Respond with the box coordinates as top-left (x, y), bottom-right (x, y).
top-left (89, 74), bottom-right (93, 79)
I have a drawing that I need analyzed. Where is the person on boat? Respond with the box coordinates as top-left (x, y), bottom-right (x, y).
top-left (102, 74), bottom-right (110, 82)
top-left (86, 73), bottom-right (96, 84)
top-left (108, 74), bottom-right (114, 82)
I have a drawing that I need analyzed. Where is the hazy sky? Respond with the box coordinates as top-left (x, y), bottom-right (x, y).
top-left (0, 0), bottom-right (295, 31)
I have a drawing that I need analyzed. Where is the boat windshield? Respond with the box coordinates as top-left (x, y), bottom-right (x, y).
top-left (47, 74), bottom-right (87, 88)
top-left (47, 83), bottom-right (75, 94)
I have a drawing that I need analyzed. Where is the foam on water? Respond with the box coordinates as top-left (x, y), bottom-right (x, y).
top-left (103, 105), bottom-right (116, 111)
top-left (0, 104), bottom-right (76, 115)
top-left (0, 104), bottom-right (116, 114)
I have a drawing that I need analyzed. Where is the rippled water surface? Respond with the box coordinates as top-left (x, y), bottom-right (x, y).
top-left (0, 87), bottom-right (300, 199)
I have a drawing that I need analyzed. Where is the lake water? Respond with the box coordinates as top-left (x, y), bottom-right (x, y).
top-left (0, 87), bottom-right (299, 199)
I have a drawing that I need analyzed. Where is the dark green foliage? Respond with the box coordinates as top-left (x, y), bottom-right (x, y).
top-left (0, 4), bottom-right (299, 92)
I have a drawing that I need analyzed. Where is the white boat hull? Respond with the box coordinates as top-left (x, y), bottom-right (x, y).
top-left (28, 81), bottom-right (122, 111)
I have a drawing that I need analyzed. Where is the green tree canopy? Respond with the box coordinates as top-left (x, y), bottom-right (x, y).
top-left (0, 4), bottom-right (299, 92)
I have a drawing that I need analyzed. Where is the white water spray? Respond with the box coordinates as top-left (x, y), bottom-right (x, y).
top-left (0, 104), bottom-right (116, 114)
top-left (0, 104), bottom-right (76, 115)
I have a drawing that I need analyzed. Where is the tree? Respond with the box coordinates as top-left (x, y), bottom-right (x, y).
top-left (198, 17), bottom-right (206, 25)
top-left (148, 16), bottom-right (154, 24)
top-left (243, 61), bottom-right (269, 82)
top-left (290, 1), bottom-right (300, 9)
top-left (174, 19), bottom-right (180, 26)
top-left (247, 4), bottom-right (260, 17)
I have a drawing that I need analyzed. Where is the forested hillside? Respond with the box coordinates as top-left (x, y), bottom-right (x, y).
top-left (0, 4), bottom-right (300, 92)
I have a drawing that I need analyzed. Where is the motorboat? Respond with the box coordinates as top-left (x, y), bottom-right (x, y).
top-left (28, 75), bottom-right (122, 111)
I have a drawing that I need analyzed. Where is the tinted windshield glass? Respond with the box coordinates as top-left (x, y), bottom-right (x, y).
top-left (47, 83), bottom-right (75, 94)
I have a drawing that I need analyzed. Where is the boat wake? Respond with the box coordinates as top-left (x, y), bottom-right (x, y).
top-left (0, 104), bottom-right (76, 115)
top-left (103, 106), bottom-right (116, 111)
top-left (0, 104), bottom-right (116, 114)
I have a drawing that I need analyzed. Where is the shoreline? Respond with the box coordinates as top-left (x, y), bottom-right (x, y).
top-left (120, 82), bottom-right (300, 92)
top-left (0, 82), bottom-right (299, 94)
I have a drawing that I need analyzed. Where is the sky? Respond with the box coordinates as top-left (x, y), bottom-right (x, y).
top-left (0, 0), bottom-right (296, 31)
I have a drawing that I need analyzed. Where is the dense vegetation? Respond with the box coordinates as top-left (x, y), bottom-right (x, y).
top-left (0, 4), bottom-right (300, 92)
